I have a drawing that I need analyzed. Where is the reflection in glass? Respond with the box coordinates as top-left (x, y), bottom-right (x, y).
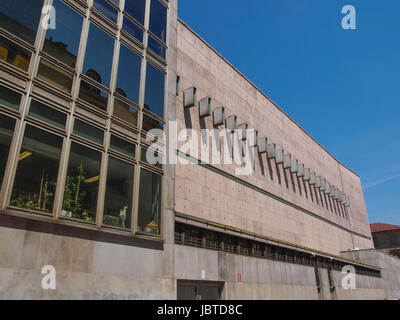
top-left (0, 114), bottom-right (16, 186)
top-left (79, 80), bottom-right (108, 111)
top-left (144, 62), bottom-right (165, 118)
top-left (37, 59), bottom-right (73, 92)
top-left (62, 142), bottom-right (101, 222)
top-left (110, 135), bottom-right (135, 157)
top-left (103, 157), bottom-right (134, 229)
top-left (43, 0), bottom-right (83, 68)
top-left (10, 125), bottom-right (63, 213)
top-left (29, 100), bottom-right (67, 129)
top-left (113, 98), bottom-right (138, 126)
top-left (149, 0), bottom-right (167, 43)
top-left (73, 119), bottom-right (104, 144)
top-left (124, 0), bottom-right (146, 25)
top-left (142, 114), bottom-right (163, 132)
top-left (0, 36), bottom-right (31, 72)
top-left (116, 44), bottom-right (141, 103)
top-left (137, 168), bottom-right (161, 235)
top-left (122, 16), bottom-right (143, 42)
top-left (148, 35), bottom-right (166, 59)
top-left (0, 0), bottom-right (43, 44)
top-left (82, 24), bottom-right (114, 87)
top-left (93, 0), bottom-right (118, 23)
top-left (0, 85), bottom-right (21, 110)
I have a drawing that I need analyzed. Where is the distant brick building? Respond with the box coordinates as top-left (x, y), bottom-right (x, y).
top-left (371, 223), bottom-right (400, 258)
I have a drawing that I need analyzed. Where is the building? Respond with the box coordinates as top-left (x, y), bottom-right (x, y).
top-left (0, 0), bottom-right (399, 300)
top-left (371, 223), bottom-right (400, 258)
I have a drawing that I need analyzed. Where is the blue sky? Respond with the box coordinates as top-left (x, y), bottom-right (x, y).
top-left (178, 0), bottom-right (400, 226)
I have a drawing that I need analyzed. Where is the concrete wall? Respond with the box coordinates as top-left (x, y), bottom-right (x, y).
top-left (341, 249), bottom-right (400, 300)
top-left (0, 225), bottom-right (176, 299)
top-left (175, 244), bottom-right (386, 300)
top-left (175, 20), bottom-right (373, 256)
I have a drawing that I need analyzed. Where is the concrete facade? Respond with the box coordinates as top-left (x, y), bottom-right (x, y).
top-left (175, 19), bottom-right (373, 256)
top-left (1, 1), bottom-right (399, 301)
top-left (341, 249), bottom-right (400, 300)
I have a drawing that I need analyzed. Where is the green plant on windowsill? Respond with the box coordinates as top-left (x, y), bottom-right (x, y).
top-left (62, 164), bottom-right (95, 223)
top-left (10, 171), bottom-right (57, 213)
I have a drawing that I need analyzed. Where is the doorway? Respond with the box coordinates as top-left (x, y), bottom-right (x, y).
top-left (177, 280), bottom-right (224, 300)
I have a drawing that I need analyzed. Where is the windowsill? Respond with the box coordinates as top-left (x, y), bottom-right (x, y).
top-left (0, 208), bottom-right (164, 250)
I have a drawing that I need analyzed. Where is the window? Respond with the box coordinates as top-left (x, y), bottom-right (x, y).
top-left (124, 0), bottom-right (146, 25)
top-left (122, 16), bottom-right (143, 42)
top-left (116, 44), bottom-right (141, 103)
top-left (137, 169), bottom-right (161, 235)
top-left (43, 0), bottom-right (83, 68)
top-left (0, 35), bottom-right (31, 72)
top-left (0, 85), bottom-right (22, 110)
top-left (62, 142), bottom-right (102, 222)
top-left (10, 125), bottom-right (63, 213)
top-left (79, 80), bottom-right (109, 111)
top-left (149, 0), bottom-right (167, 43)
top-left (29, 99), bottom-right (67, 129)
top-left (0, 0), bottom-right (43, 44)
top-left (142, 114), bottom-right (163, 132)
top-left (73, 119), bottom-right (104, 145)
top-left (148, 35), bottom-right (166, 59)
top-left (110, 135), bottom-right (136, 157)
top-left (103, 157), bottom-right (134, 229)
top-left (141, 147), bottom-right (162, 169)
top-left (82, 24), bottom-right (115, 87)
top-left (144, 62), bottom-right (165, 118)
top-left (113, 98), bottom-right (138, 126)
top-left (0, 114), bottom-right (16, 186)
top-left (93, 0), bottom-right (118, 24)
top-left (37, 59), bottom-right (73, 93)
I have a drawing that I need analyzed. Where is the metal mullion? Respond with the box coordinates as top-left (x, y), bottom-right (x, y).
top-left (95, 151), bottom-right (108, 227)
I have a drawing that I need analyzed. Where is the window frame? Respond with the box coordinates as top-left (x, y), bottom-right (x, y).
top-left (0, 0), bottom-right (169, 242)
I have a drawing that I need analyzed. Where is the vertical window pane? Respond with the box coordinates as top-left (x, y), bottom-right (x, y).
top-left (0, 35), bottom-right (31, 72)
top-left (144, 62), bottom-right (165, 118)
top-left (37, 59), bottom-right (73, 93)
top-left (148, 35), bottom-right (165, 59)
top-left (137, 169), bottom-right (161, 235)
top-left (79, 80), bottom-right (108, 111)
top-left (43, 0), bottom-right (83, 68)
top-left (0, 0), bottom-right (43, 44)
top-left (116, 44), bottom-right (141, 103)
top-left (0, 114), bottom-right (16, 186)
top-left (113, 98), bottom-right (138, 126)
top-left (141, 147), bottom-right (162, 169)
top-left (93, 0), bottom-right (118, 23)
top-left (62, 142), bottom-right (102, 222)
top-left (124, 0), bottom-right (146, 25)
top-left (82, 24), bottom-right (114, 87)
top-left (122, 17), bottom-right (143, 42)
top-left (110, 135), bottom-right (136, 157)
top-left (0, 85), bottom-right (22, 110)
top-left (73, 119), bottom-right (104, 144)
top-left (149, 0), bottom-right (167, 43)
top-left (103, 157), bottom-right (134, 229)
top-left (10, 125), bottom-right (63, 213)
top-left (29, 100), bottom-right (67, 129)
top-left (142, 114), bottom-right (163, 132)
